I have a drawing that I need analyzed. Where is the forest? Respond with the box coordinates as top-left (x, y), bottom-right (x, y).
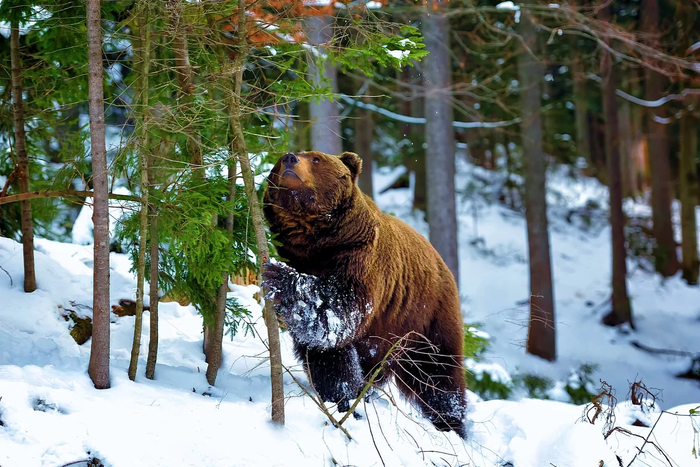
top-left (0, 0), bottom-right (699, 466)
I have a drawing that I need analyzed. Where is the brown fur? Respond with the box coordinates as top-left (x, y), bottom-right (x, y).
top-left (263, 151), bottom-right (466, 435)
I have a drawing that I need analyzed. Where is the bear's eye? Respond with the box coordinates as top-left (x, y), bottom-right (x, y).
top-left (313, 157), bottom-right (320, 164)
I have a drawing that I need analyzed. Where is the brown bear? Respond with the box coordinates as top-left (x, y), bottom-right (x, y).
top-left (262, 151), bottom-right (466, 436)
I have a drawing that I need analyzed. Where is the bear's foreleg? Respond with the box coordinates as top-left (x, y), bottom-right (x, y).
top-left (301, 344), bottom-right (364, 412)
top-left (262, 261), bottom-right (364, 349)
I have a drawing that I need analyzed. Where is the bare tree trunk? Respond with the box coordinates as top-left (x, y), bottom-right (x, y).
top-left (167, 0), bottom-right (202, 170)
top-left (129, 9), bottom-right (151, 381)
top-left (677, 0), bottom-right (699, 286)
top-left (572, 50), bottom-right (591, 168)
top-left (205, 161), bottom-right (236, 385)
top-left (641, 0), bottom-right (680, 277)
top-left (145, 162), bottom-right (159, 380)
top-left (680, 108), bottom-right (699, 285)
top-left (618, 99), bottom-right (637, 198)
top-left (206, 275), bottom-right (228, 385)
top-left (10, 22), bottom-right (36, 294)
top-left (600, 4), bottom-right (634, 328)
top-left (631, 104), bottom-right (649, 194)
top-left (222, 1), bottom-right (285, 423)
top-left (408, 62), bottom-right (427, 211)
top-left (517, 11), bottom-right (556, 361)
top-left (355, 81), bottom-right (374, 198)
top-left (294, 101), bottom-right (310, 151)
top-left (86, 0), bottom-right (111, 390)
top-left (305, 15), bottom-right (342, 155)
top-left (422, 0), bottom-right (459, 285)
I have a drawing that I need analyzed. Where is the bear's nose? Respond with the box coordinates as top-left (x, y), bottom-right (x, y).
top-left (282, 153), bottom-right (299, 168)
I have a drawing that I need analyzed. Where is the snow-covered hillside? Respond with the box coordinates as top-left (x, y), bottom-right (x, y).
top-left (0, 159), bottom-right (699, 467)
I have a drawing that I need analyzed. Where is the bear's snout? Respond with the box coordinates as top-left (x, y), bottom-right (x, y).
top-left (282, 153), bottom-right (299, 168)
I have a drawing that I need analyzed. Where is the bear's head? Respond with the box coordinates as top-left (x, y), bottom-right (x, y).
top-left (265, 151), bottom-right (362, 216)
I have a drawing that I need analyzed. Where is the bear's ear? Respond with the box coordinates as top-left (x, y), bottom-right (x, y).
top-left (340, 152), bottom-right (362, 182)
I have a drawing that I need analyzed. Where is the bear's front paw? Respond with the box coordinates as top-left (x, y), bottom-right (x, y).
top-left (261, 261), bottom-right (295, 300)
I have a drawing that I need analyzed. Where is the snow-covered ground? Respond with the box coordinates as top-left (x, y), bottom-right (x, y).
top-left (0, 158), bottom-right (699, 466)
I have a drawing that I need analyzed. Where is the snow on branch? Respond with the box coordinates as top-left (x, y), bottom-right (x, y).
top-left (586, 73), bottom-right (700, 109)
top-left (339, 95), bottom-right (521, 129)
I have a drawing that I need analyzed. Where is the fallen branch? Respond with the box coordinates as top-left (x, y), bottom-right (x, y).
top-left (0, 265), bottom-right (13, 286)
top-left (631, 340), bottom-right (698, 358)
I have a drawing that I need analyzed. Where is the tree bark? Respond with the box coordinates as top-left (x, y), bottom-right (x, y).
top-left (145, 163), bottom-right (159, 380)
top-left (404, 63), bottom-right (427, 211)
top-left (517, 11), bottom-right (556, 361)
top-left (618, 99), bottom-right (637, 198)
top-left (641, 0), bottom-right (680, 277)
top-left (86, 0), bottom-right (111, 390)
top-left (305, 15), bottom-right (342, 155)
top-left (206, 274), bottom-right (228, 385)
top-left (680, 108), bottom-right (699, 285)
top-left (422, 0), bottom-right (459, 285)
top-left (355, 81), bottom-right (374, 198)
top-left (572, 49), bottom-right (591, 169)
top-left (129, 7), bottom-right (151, 382)
top-left (167, 0), bottom-right (202, 171)
top-left (600, 5), bottom-right (634, 328)
top-left (205, 156), bottom-right (236, 385)
top-left (294, 101), bottom-right (310, 151)
top-left (221, 0), bottom-right (285, 424)
top-left (10, 22), bottom-right (36, 293)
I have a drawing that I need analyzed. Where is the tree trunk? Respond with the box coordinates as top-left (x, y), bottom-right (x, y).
top-left (422, 0), bottom-right (459, 285)
top-left (641, 0), bottom-right (680, 277)
top-left (600, 5), bottom-right (634, 328)
top-left (129, 9), bottom-right (151, 381)
top-left (145, 161), bottom-right (159, 380)
top-left (167, 0), bottom-right (202, 171)
top-left (206, 274), bottom-right (228, 385)
top-left (680, 109), bottom-right (699, 285)
top-left (294, 101), bottom-right (310, 151)
top-left (222, 1), bottom-right (285, 424)
top-left (86, 0), bottom-right (111, 390)
top-left (618, 98), bottom-right (637, 198)
top-left (572, 49), bottom-right (591, 169)
top-left (205, 158), bottom-right (236, 385)
top-left (305, 15), bottom-right (342, 155)
top-left (517, 11), bottom-right (556, 361)
top-left (10, 22), bottom-right (36, 293)
top-left (355, 81), bottom-right (374, 198)
top-left (631, 101), bottom-right (649, 195)
top-left (408, 63), bottom-right (427, 211)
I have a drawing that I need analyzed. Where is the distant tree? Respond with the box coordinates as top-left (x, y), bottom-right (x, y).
top-left (677, 1), bottom-right (699, 286)
top-left (422, 0), bottom-right (459, 285)
top-left (306, 14), bottom-right (342, 155)
top-left (355, 80), bottom-right (375, 197)
top-left (572, 46), bottom-right (591, 169)
top-left (86, 0), bottom-right (111, 390)
top-left (679, 105), bottom-right (699, 285)
top-left (599, 4), bottom-right (633, 328)
top-left (517, 10), bottom-right (556, 362)
top-left (408, 62), bottom-right (427, 211)
top-left (9, 18), bottom-right (36, 293)
top-left (640, 0), bottom-right (680, 277)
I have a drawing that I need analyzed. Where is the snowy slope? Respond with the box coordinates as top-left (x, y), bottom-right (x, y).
top-left (0, 158), bottom-right (699, 466)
